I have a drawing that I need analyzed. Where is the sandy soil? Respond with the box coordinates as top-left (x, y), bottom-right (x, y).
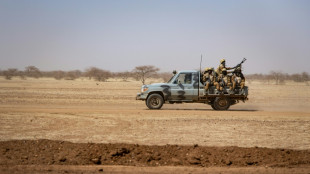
top-left (2, 165), bottom-right (310, 174)
top-left (0, 77), bottom-right (310, 173)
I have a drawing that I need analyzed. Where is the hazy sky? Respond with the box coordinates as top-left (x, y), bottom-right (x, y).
top-left (1, 0), bottom-right (310, 74)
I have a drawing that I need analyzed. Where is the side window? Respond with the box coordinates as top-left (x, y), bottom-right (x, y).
top-left (174, 73), bottom-right (192, 84)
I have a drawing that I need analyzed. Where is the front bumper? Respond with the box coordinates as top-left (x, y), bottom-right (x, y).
top-left (136, 93), bottom-right (148, 100)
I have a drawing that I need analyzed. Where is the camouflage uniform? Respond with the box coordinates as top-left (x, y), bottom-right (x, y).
top-left (231, 67), bottom-right (245, 94)
top-left (202, 68), bottom-right (215, 92)
top-left (216, 59), bottom-right (233, 76)
top-left (215, 68), bottom-right (232, 93)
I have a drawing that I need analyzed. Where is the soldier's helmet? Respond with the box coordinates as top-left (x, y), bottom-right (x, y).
top-left (204, 67), bottom-right (210, 71)
top-left (220, 59), bottom-right (226, 64)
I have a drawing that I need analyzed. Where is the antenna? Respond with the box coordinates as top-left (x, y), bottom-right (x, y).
top-left (198, 54), bottom-right (202, 99)
top-left (200, 54), bottom-right (202, 72)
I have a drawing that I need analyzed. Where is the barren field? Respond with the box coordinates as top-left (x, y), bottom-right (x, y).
top-left (0, 77), bottom-right (310, 173)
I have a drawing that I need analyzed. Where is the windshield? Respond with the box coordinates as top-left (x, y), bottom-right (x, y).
top-left (167, 74), bottom-right (176, 83)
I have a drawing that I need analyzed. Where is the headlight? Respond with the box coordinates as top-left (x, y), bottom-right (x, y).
top-left (141, 85), bottom-right (148, 93)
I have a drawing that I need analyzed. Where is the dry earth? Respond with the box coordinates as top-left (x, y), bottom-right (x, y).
top-left (0, 77), bottom-right (310, 173)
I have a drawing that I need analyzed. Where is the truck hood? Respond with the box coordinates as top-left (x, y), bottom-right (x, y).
top-left (147, 83), bottom-right (169, 87)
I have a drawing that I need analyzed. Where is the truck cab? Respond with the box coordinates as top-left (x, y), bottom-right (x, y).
top-left (136, 70), bottom-right (248, 110)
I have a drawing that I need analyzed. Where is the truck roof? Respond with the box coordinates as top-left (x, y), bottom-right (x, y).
top-left (178, 70), bottom-right (199, 73)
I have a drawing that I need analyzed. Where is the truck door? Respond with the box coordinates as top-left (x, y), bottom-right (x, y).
top-left (170, 72), bottom-right (194, 100)
top-left (193, 72), bottom-right (205, 100)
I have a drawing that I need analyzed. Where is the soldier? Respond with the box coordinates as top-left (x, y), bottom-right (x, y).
top-left (215, 68), bottom-right (232, 94)
top-left (202, 67), bottom-right (215, 93)
top-left (231, 67), bottom-right (245, 94)
top-left (184, 73), bottom-right (192, 84)
top-left (216, 59), bottom-right (233, 76)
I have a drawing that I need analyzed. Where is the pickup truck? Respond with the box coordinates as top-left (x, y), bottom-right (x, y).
top-left (136, 70), bottom-right (248, 110)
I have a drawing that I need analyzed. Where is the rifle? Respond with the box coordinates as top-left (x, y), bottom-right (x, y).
top-left (233, 58), bottom-right (247, 69)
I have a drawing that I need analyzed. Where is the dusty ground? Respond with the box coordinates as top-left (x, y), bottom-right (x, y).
top-left (0, 77), bottom-right (310, 173)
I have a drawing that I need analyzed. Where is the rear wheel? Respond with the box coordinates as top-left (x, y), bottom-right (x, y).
top-left (211, 103), bottom-right (217, 110)
top-left (146, 94), bottom-right (164, 109)
top-left (214, 97), bottom-right (230, 110)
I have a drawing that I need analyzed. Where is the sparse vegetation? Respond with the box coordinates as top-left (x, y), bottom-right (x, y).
top-left (53, 70), bottom-right (66, 80)
top-left (114, 71), bottom-right (132, 82)
top-left (0, 66), bottom-right (309, 86)
top-left (3, 68), bottom-right (18, 80)
top-left (270, 71), bottom-right (286, 85)
top-left (25, 66), bottom-right (41, 78)
top-left (65, 70), bottom-right (82, 80)
top-left (84, 67), bottom-right (111, 82)
top-left (246, 71), bottom-right (309, 85)
top-left (132, 65), bottom-right (160, 84)
top-left (156, 72), bottom-right (174, 82)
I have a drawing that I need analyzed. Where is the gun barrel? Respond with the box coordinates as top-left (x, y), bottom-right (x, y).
top-left (233, 58), bottom-right (247, 69)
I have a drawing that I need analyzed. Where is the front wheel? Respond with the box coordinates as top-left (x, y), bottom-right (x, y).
top-left (146, 94), bottom-right (164, 109)
top-left (214, 97), bottom-right (230, 110)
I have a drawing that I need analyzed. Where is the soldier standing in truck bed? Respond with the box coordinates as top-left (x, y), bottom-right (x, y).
top-left (231, 67), bottom-right (245, 94)
top-left (202, 67), bottom-right (215, 93)
top-left (216, 59), bottom-right (233, 76)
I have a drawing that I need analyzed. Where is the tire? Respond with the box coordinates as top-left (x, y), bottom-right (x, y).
top-left (146, 93), bottom-right (164, 109)
top-left (214, 97), bottom-right (230, 110)
top-left (210, 102), bottom-right (218, 110)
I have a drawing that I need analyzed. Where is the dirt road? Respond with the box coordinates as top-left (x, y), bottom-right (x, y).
top-left (1, 103), bottom-right (310, 150)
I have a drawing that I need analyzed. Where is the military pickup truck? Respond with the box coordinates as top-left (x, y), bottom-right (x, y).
top-left (136, 70), bottom-right (248, 110)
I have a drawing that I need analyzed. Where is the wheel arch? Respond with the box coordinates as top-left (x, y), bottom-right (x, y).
top-left (147, 91), bottom-right (165, 101)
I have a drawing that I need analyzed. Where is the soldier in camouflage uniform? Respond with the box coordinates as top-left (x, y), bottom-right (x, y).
top-left (216, 59), bottom-right (233, 76)
top-left (215, 68), bottom-right (232, 94)
top-left (231, 67), bottom-right (245, 94)
top-left (202, 67), bottom-right (215, 93)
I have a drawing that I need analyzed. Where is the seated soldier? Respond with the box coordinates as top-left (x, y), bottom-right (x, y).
top-left (184, 73), bottom-right (192, 84)
top-left (202, 67), bottom-right (215, 94)
top-left (231, 67), bottom-right (245, 94)
top-left (215, 68), bottom-right (232, 94)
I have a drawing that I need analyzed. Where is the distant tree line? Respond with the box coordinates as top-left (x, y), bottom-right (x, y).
top-left (0, 66), bottom-right (308, 85)
top-left (0, 65), bottom-right (173, 84)
top-left (246, 71), bottom-right (309, 85)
